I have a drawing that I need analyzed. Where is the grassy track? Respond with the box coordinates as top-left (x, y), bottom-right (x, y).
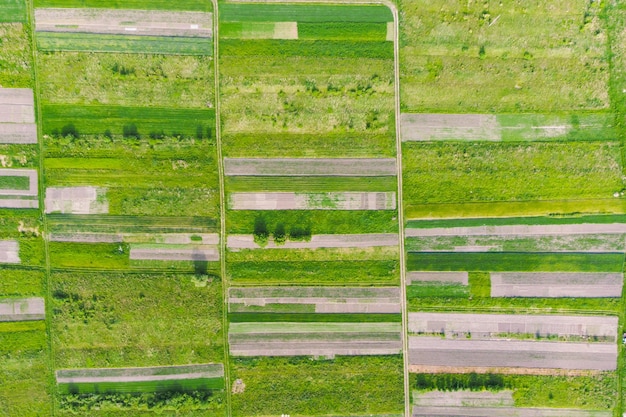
top-left (230, 356), bottom-right (403, 417)
top-left (225, 176), bottom-right (396, 192)
top-left (41, 104), bottom-right (215, 138)
top-left (57, 377), bottom-right (224, 395)
top-left (220, 39), bottom-right (393, 59)
top-left (229, 260), bottom-right (399, 285)
top-left (37, 32), bottom-right (213, 55)
top-left (406, 252), bottom-right (625, 272)
top-left (0, 0), bottom-right (25, 22)
top-left (47, 214), bottom-right (218, 234)
top-left (298, 22), bottom-right (388, 41)
top-left (229, 313), bottom-right (402, 323)
top-left (219, 3), bottom-right (392, 22)
top-left (33, 0), bottom-right (211, 11)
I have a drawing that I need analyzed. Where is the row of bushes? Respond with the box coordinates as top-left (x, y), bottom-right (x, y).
top-left (253, 216), bottom-right (311, 245)
top-left (50, 123), bottom-right (213, 140)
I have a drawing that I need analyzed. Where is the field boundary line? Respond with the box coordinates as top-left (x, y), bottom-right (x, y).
top-left (211, 1), bottom-right (233, 417)
top-left (26, 0), bottom-right (56, 414)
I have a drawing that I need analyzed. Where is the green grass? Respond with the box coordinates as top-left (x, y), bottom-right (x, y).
top-left (0, 175), bottom-right (29, 190)
top-left (406, 252), bottom-right (625, 272)
top-left (402, 141), bottom-right (623, 209)
top-left (58, 377), bottom-right (224, 395)
top-left (298, 22), bottom-right (389, 42)
top-left (49, 242), bottom-right (130, 270)
top-left (229, 260), bottom-right (399, 285)
top-left (231, 356), bottom-right (403, 417)
top-left (227, 247), bottom-right (399, 263)
top-left (51, 271), bottom-right (223, 368)
top-left (220, 39), bottom-right (393, 59)
top-left (227, 210), bottom-right (398, 235)
top-left (0, 0), bottom-right (26, 22)
top-left (399, 0), bottom-right (608, 113)
top-left (225, 176), bottom-right (397, 192)
top-left (38, 52), bottom-right (214, 108)
top-left (406, 282), bottom-right (469, 299)
top-left (37, 33), bottom-right (213, 55)
top-left (41, 104), bottom-right (216, 138)
top-left (33, 0), bottom-right (211, 11)
top-left (0, 24), bottom-right (32, 87)
top-left (47, 214), bottom-right (217, 234)
top-left (0, 268), bottom-right (44, 296)
top-left (219, 3), bottom-right (392, 23)
top-left (229, 313), bottom-right (402, 323)
top-left (406, 213), bottom-right (626, 229)
top-left (497, 112), bottom-right (616, 142)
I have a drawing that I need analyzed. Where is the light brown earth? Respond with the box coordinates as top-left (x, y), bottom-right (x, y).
top-left (405, 223), bottom-right (626, 237)
top-left (412, 406), bottom-right (611, 417)
top-left (227, 233), bottom-right (398, 249)
top-left (490, 272), bottom-right (623, 298)
top-left (0, 297), bottom-right (45, 321)
top-left (49, 232), bottom-right (219, 245)
top-left (0, 123), bottom-right (37, 144)
top-left (229, 191), bottom-right (397, 210)
top-left (223, 157), bottom-right (397, 176)
top-left (129, 245), bottom-right (219, 261)
top-left (230, 341), bottom-right (402, 357)
top-left (45, 186), bottom-right (108, 214)
top-left (400, 113), bottom-right (500, 142)
top-left (35, 8), bottom-right (213, 38)
top-left (412, 390), bottom-right (514, 407)
top-left (0, 239), bottom-right (20, 264)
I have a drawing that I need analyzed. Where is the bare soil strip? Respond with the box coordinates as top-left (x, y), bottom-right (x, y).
top-left (229, 192), bottom-right (396, 210)
top-left (230, 341), bottom-right (402, 357)
top-left (0, 123), bottom-right (37, 144)
top-left (490, 272), bottom-right (623, 298)
top-left (0, 104), bottom-right (35, 124)
top-left (0, 198), bottom-right (38, 209)
top-left (408, 365), bottom-right (599, 376)
top-left (0, 169), bottom-right (37, 196)
top-left (405, 223), bottom-right (626, 237)
top-left (227, 233), bottom-right (398, 249)
top-left (406, 271), bottom-right (468, 285)
top-left (412, 390), bottom-right (514, 407)
top-left (273, 22), bottom-right (298, 39)
top-left (229, 286), bottom-right (400, 299)
top-left (400, 113), bottom-right (500, 142)
top-left (56, 363), bottom-right (223, 383)
top-left (0, 239), bottom-right (19, 264)
top-left (0, 88), bottom-right (34, 105)
top-left (0, 297), bottom-right (45, 321)
top-left (408, 337), bottom-right (616, 371)
top-left (412, 406), bottom-right (610, 417)
top-left (45, 186), bottom-right (108, 214)
top-left (35, 8), bottom-right (213, 38)
top-left (408, 312), bottom-right (617, 340)
top-left (223, 158), bottom-right (397, 176)
top-left (129, 245), bottom-right (219, 261)
top-left (48, 232), bottom-right (219, 245)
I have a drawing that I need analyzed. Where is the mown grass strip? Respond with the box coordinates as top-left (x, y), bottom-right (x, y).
top-left (406, 252), bottom-right (625, 272)
top-left (33, 0), bottom-right (211, 11)
top-left (220, 39), bottom-right (393, 59)
top-left (219, 3), bottom-right (392, 23)
top-left (36, 32), bottom-right (213, 55)
top-left (47, 214), bottom-right (218, 234)
top-left (406, 283), bottom-right (469, 299)
top-left (57, 377), bottom-right (224, 395)
top-left (41, 104), bottom-right (215, 138)
top-left (226, 176), bottom-right (396, 192)
top-left (298, 22), bottom-right (388, 42)
top-left (0, 0), bottom-right (26, 22)
top-left (48, 242), bottom-right (129, 270)
top-left (0, 175), bottom-right (30, 190)
top-left (229, 313), bottom-right (402, 323)
top-left (406, 213), bottom-right (626, 229)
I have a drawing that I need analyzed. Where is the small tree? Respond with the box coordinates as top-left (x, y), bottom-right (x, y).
top-left (253, 216), bottom-right (269, 246)
top-left (273, 223), bottom-right (286, 245)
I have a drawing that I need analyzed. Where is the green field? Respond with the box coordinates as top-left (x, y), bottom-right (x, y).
top-left (47, 214), bottom-right (218, 234)
top-left (33, 0), bottom-right (211, 11)
top-left (220, 3), bottom-right (393, 23)
top-left (0, 268), bottom-right (44, 296)
top-left (231, 356), bottom-right (403, 417)
top-left (58, 376), bottom-right (224, 395)
top-left (406, 252), bottom-right (625, 272)
top-left (0, 210), bottom-right (45, 268)
top-left (37, 32), bottom-right (213, 55)
top-left (0, 175), bottom-right (30, 190)
top-left (221, 39), bottom-right (392, 59)
top-left (406, 214), bottom-right (626, 229)
top-left (41, 104), bottom-right (215, 138)
top-left (51, 271), bottom-right (223, 369)
top-left (0, 0), bottom-right (25, 23)
top-left (229, 260), bottom-right (399, 285)
top-left (0, 24), bottom-right (32, 87)
top-left (225, 175), bottom-right (397, 192)
top-left (399, 0), bottom-right (608, 113)
top-left (38, 52), bottom-right (214, 108)
top-left (229, 312), bottom-right (402, 323)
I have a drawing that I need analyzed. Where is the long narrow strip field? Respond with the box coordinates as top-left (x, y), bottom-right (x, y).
top-left (0, 0), bottom-right (26, 23)
top-left (412, 406), bottom-right (611, 417)
top-left (33, 0), bottom-right (211, 11)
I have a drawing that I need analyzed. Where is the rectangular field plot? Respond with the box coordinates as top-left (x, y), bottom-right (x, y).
top-left (402, 142), bottom-right (623, 215)
top-left (226, 175), bottom-right (397, 193)
top-left (56, 363), bottom-right (224, 394)
top-left (0, 0), bottom-right (26, 22)
top-left (229, 192), bottom-right (396, 210)
top-left (412, 390), bottom-right (514, 407)
top-left (220, 3), bottom-right (393, 23)
top-left (0, 240), bottom-right (19, 264)
top-left (0, 123), bottom-right (37, 144)
top-left (0, 88), bottom-right (34, 123)
top-left (0, 24), bottom-right (33, 89)
top-left (229, 286), bottom-right (400, 314)
top-left (406, 252), bottom-right (625, 273)
top-left (35, 8), bottom-right (212, 38)
top-left (45, 186), bottom-right (107, 214)
top-left (0, 297), bottom-right (44, 321)
top-left (490, 272), bottom-right (624, 298)
top-left (412, 406), bottom-right (611, 417)
top-left (408, 312), bottom-right (618, 340)
top-left (0, 169), bottom-right (38, 209)
top-left (0, 269), bottom-right (44, 297)
top-left (33, 0), bottom-right (211, 11)
top-left (408, 337), bottom-right (617, 372)
top-left (129, 244), bottom-right (219, 261)
top-left (230, 355), bottom-right (403, 417)
top-left (407, 271), bottom-right (468, 285)
top-left (401, 113), bottom-right (616, 142)
top-left (224, 157), bottom-right (396, 176)
top-left (399, 0), bottom-right (609, 113)
top-left (405, 222), bottom-right (626, 237)
top-left (228, 233), bottom-right (398, 250)
top-left (51, 271), bottom-right (224, 369)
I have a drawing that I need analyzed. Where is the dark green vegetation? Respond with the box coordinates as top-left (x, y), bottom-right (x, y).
top-left (0, 321), bottom-right (51, 417)
top-left (410, 373), bottom-right (617, 410)
top-left (406, 214), bottom-right (626, 229)
top-left (298, 22), bottom-right (388, 42)
top-left (0, 175), bottom-right (30, 190)
top-left (406, 252), bottom-right (624, 272)
top-left (37, 33), bottom-right (213, 55)
top-left (58, 377), bottom-right (224, 395)
top-left (221, 39), bottom-right (392, 59)
top-left (231, 356), bottom-right (403, 417)
top-left (33, 0), bottom-right (211, 11)
top-left (0, 0), bottom-right (25, 22)
top-left (219, 3), bottom-right (393, 23)
top-left (50, 271), bottom-right (223, 369)
top-left (229, 312), bottom-right (402, 323)
top-left (0, 268), bottom-right (44, 296)
top-left (42, 105), bottom-right (215, 138)
top-left (0, 23), bottom-right (32, 87)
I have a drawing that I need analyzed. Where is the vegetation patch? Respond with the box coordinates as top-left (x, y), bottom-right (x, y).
top-left (219, 4), bottom-right (393, 23)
